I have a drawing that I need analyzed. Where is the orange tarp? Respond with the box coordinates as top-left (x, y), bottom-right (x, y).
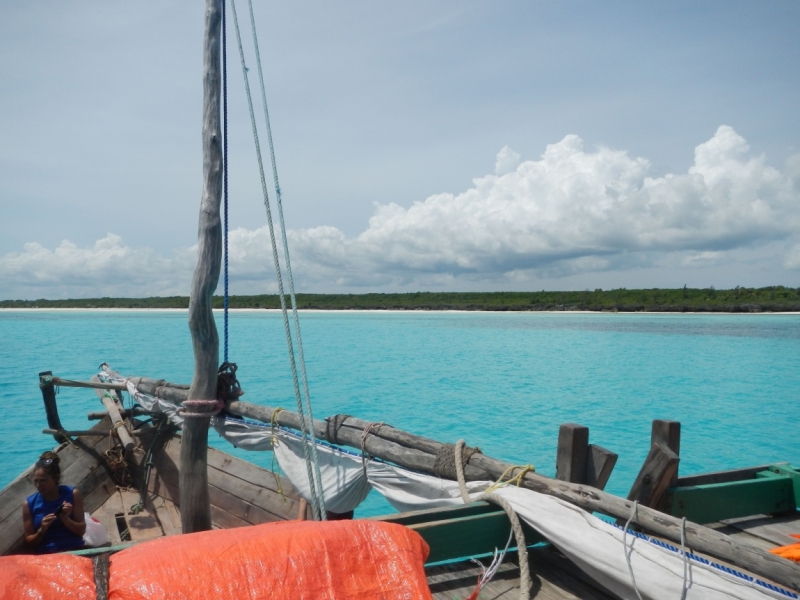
top-left (769, 534), bottom-right (800, 563)
top-left (109, 519), bottom-right (432, 600)
top-left (0, 553), bottom-right (96, 600)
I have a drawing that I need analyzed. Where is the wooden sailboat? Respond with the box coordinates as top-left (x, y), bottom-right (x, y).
top-left (1, 0), bottom-right (799, 598)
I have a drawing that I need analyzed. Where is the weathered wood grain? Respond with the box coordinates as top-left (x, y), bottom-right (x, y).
top-left (586, 444), bottom-right (617, 491)
top-left (556, 423), bottom-right (589, 484)
top-left (627, 442), bottom-right (679, 508)
top-left (181, 0), bottom-right (224, 535)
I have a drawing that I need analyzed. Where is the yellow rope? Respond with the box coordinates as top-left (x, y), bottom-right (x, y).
top-left (483, 464), bottom-right (535, 494)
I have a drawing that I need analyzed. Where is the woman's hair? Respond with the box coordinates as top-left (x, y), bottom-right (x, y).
top-left (34, 451), bottom-right (61, 483)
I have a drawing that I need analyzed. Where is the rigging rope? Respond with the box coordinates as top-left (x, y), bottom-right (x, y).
top-left (244, 0), bottom-right (326, 524)
top-left (229, 0), bottom-right (326, 521)
top-left (222, 0), bottom-right (230, 363)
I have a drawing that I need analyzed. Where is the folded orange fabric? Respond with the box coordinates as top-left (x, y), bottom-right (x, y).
top-left (768, 534), bottom-right (800, 563)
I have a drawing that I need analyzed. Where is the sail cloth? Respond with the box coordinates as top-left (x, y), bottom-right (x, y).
top-left (272, 428), bottom-right (492, 514)
top-left (492, 486), bottom-right (794, 600)
top-left (115, 378), bottom-right (275, 450)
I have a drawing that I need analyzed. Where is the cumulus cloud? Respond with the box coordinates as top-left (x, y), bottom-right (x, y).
top-left (0, 234), bottom-right (196, 298)
top-left (2, 126), bottom-right (799, 299)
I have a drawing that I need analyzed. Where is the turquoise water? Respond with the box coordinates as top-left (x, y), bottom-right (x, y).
top-left (1, 310), bottom-right (798, 517)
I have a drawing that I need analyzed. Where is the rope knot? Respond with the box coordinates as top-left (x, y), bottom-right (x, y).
top-left (181, 399), bottom-right (224, 418)
top-left (433, 442), bottom-right (482, 480)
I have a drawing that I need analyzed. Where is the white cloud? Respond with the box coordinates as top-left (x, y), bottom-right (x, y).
top-left (494, 145), bottom-right (521, 176)
top-left (784, 244), bottom-right (800, 270)
top-left (2, 126), bottom-right (799, 299)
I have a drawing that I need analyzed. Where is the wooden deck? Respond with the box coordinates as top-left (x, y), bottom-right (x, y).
top-left (427, 546), bottom-right (620, 599)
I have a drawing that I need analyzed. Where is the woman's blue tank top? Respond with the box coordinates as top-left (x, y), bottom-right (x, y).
top-left (26, 485), bottom-right (85, 553)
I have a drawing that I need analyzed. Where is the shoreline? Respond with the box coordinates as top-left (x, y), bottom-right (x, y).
top-left (1, 307), bottom-right (799, 315)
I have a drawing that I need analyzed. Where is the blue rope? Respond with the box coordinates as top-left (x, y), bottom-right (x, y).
top-left (222, 0), bottom-right (229, 363)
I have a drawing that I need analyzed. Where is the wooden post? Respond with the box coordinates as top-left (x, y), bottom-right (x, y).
top-left (555, 423), bottom-right (589, 483)
top-left (586, 444), bottom-right (617, 491)
top-left (39, 371), bottom-right (66, 444)
top-left (651, 419), bottom-right (680, 511)
top-left (627, 442), bottom-right (680, 508)
top-left (181, 0), bottom-right (224, 534)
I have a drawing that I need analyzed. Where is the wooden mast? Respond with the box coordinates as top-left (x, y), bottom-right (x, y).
top-left (181, 0), bottom-right (224, 534)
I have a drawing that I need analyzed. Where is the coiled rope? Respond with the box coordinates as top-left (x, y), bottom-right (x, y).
top-left (454, 440), bottom-right (531, 599)
top-left (229, 0), bottom-right (326, 521)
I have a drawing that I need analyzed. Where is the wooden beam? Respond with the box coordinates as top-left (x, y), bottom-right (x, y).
top-left (100, 393), bottom-right (135, 455)
top-left (677, 464), bottom-right (780, 487)
top-left (42, 428), bottom-right (145, 437)
top-left (51, 377), bottom-right (128, 391)
top-left (88, 408), bottom-right (152, 421)
top-left (627, 442), bottom-right (679, 508)
top-left (586, 444), bottom-right (617, 491)
top-left (181, 0), bottom-right (224, 535)
top-left (555, 423), bottom-right (589, 484)
top-left (671, 472), bottom-right (796, 524)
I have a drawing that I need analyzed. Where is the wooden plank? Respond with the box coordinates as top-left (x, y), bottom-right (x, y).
top-left (586, 444), bottom-right (617, 491)
top-left (210, 503), bottom-right (251, 530)
top-left (155, 436), bottom-right (302, 520)
top-left (671, 475), bottom-right (796, 524)
top-left (678, 464), bottom-right (780, 487)
top-left (80, 473), bottom-right (117, 516)
top-left (427, 546), bottom-right (619, 600)
top-left (405, 510), bottom-right (543, 564)
top-left (373, 501), bottom-right (501, 527)
top-left (723, 513), bottom-right (800, 547)
top-left (151, 495), bottom-right (180, 537)
top-left (627, 442), bottom-right (679, 508)
top-left (556, 423), bottom-right (589, 484)
top-left (91, 491), bottom-right (125, 546)
top-left (118, 489), bottom-right (164, 542)
top-left (208, 483), bottom-right (289, 525)
top-left (163, 498), bottom-right (183, 534)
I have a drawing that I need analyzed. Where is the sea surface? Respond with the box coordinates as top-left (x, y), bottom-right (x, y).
top-left (1, 309), bottom-right (798, 517)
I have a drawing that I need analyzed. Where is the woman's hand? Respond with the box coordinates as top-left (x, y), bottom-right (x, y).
top-left (60, 501), bottom-right (73, 519)
top-left (40, 513), bottom-right (57, 531)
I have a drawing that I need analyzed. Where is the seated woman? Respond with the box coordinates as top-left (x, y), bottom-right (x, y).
top-left (22, 451), bottom-right (86, 553)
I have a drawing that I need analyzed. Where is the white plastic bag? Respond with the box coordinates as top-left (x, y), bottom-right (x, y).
top-left (83, 513), bottom-right (110, 547)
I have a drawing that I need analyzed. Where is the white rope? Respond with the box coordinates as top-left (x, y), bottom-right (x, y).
top-left (623, 501), bottom-right (645, 600)
top-left (680, 516), bottom-right (690, 600)
top-left (454, 440), bottom-right (531, 600)
top-left (229, 0), bottom-right (325, 521)
top-left (243, 0), bottom-right (327, 524)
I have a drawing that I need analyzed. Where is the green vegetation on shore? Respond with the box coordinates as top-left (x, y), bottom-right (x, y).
top-left (2, 286), bottom-right (800, 312)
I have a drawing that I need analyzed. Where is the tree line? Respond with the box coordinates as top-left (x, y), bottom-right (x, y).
top-left (2, 286), bottom-right (800, 312)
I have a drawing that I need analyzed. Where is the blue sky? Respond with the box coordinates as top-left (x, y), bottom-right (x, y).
top-left (1, 1), bottom-right (799, 299)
